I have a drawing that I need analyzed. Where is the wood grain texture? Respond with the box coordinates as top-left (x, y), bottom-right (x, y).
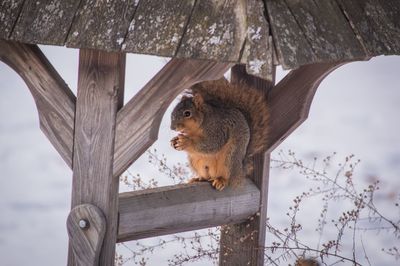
top-left (69, 49), bottom-right (125, 266)
top-left (11, 0), bottom-right (80, 45)
top-left (265, 0), bottom-right (315, 69)
top-left (66, 0), bottom-right (138, 51)
top-left (176, 0), bottom-right (247, 62)
top-left (67, 204), bottom-right (106, 266)
top-left (241, 0), bottom-right (274, 81)
top-left (336, 0), bottom-right (400, 56)
top-left (0, 40), bottom-right (76, 167)
top-left (266, 62), bottom-right (347, 153)
top-left (266, 0), bottom-right (367, 69)
top-left (123, 0), bottom-right (195, 57)
top-left (113, 58), bottom-right (232, 177)
top-left (0, 0), bottom-right (24, 39)
top-left (1, 0), bottom-right (399, 73)
top-left (286, 0), bottom-right (365, 61)
top-left (117, 178), bottom-right (260, 242)
top-left (219, 65), bottom-right (274, 266)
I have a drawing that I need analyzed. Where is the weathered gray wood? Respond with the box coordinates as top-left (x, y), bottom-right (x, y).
top-left (117, 178), bottom-right (260, 242)
top-left (265, 0), bottom-right (316, 69)
top-left (66, 0), bottom-right (138, 51)
top-left (176, 0), bottom-right (247, 62)
top-left (0, 40), bottom-right (76, 167)
top-left (266, 0), bottom-right (366, 69)
top-left (219, 65), bottom-right (274, 266)
top-left (69, 49), bottom-right (125, 266)
top-left (113, 58), bottom-right (232, 177)
top-left (286, 0), bottom-right (365, 61)
top-left (123, 0), bottom-right (195, 57)
top-left (266, 62), bottom-right (346, 153)
top-left (1, 0), bottom-right (398, 72)
top-left (240, 0), bottom-right (274, 81)
top-left (11, 0), bottom-right (80, 45)
top-left (67, 204), bottom-right (106, 266)
top-left (0, 0), bottom-right (24, 39)
top-left (336, 0), bottom-right (400, 56)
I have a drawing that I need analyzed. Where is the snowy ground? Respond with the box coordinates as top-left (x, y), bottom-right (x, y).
top-left (0, 45), bottom-right (399, 265)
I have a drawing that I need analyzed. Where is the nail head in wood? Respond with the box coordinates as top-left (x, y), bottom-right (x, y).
top-left (67, 204), bottom-right (106, 266)
top-left (78, 219), bottom-right (89, 230)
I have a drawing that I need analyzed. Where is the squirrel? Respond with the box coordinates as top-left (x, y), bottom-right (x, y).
top-left (170, 78), bottom-right (269, 190)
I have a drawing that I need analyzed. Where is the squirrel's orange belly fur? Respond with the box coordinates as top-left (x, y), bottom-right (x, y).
top-left (188, 140), bottom-right (232, 181)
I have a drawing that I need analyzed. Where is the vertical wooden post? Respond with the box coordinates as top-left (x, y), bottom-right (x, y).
top-left (219, 65), bottom-right (275, 266)
top-left (68, 49), bottom-right (125, 266)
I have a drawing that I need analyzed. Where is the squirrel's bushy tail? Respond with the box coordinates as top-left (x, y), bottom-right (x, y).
top-left (191, 78), bottom-right (270, 158)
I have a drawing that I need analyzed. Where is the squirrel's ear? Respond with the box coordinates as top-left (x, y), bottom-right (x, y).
top-left (193, 93), bottom-right (204, 109)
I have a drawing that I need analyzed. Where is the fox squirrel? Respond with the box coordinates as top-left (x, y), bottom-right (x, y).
top-left (170, 78), bottom-right (269, 190)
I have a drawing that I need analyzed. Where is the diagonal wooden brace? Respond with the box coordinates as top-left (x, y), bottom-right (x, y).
top-left (266, 62), bottom-right (346, 153)
top-left (0, 40), bottom-right (76, 167)
top-left (67, 204), bottom-right (106, 266)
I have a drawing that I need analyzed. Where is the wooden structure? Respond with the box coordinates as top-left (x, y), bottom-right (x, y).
top-left (0, 0), bottom-right (399, 265)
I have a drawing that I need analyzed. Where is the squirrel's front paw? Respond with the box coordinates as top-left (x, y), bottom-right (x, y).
top-left (211, 177), bottom-right (228, 191)
top-left (170, 134), bottom-right (190, 151)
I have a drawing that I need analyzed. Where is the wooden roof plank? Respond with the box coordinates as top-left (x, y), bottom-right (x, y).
top-left (240, 0), bottom-right (274, 81)
top-left (66, 0), bottom-right (138, 51)
top-left (122, 0), bottom-right (195, 57)
top-left (0, 0), bottom-right (25, 39)
top-left (336, 0), bottom-right (400, 56)
top-left (176, 0), bottom-right (247, 62)
top-left (11, 0), bottom-right (80, 45)
top-left (265, 0), bottom-right (315, 69)
top-left (282, 0), bottom-right (366, 62)
top-left (1, 0), bottom-right (399, 70)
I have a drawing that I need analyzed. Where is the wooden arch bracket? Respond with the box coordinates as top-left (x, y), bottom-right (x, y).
top-left (266, 62), bottom-right (347, 153)
top-left (0, 39), bottom-right (76, 167)
top-left (67, 204), bottom-right (106, 266)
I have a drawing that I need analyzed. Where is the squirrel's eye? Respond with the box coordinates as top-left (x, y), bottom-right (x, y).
top-left (183, 110), bottom-right (191, 117)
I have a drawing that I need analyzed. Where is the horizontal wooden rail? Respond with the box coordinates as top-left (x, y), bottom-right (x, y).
top-left (117, 179), bottom-right (260, 242)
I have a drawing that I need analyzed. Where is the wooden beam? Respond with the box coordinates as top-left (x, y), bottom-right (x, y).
top-left (0, 40), bottom-right (76, 167)
top-left (219, 65), bottom-right (274, 266)
top-left (266, 62), bottom-right (346, 153)
top-left (117, 178), bottom-right (260, 242)
top-left (113, 58), bottom-right (232, 177)
top-left (67, 204), bottom-right (106, 266)
top-left (68, 49), bottom-right (125, 266)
